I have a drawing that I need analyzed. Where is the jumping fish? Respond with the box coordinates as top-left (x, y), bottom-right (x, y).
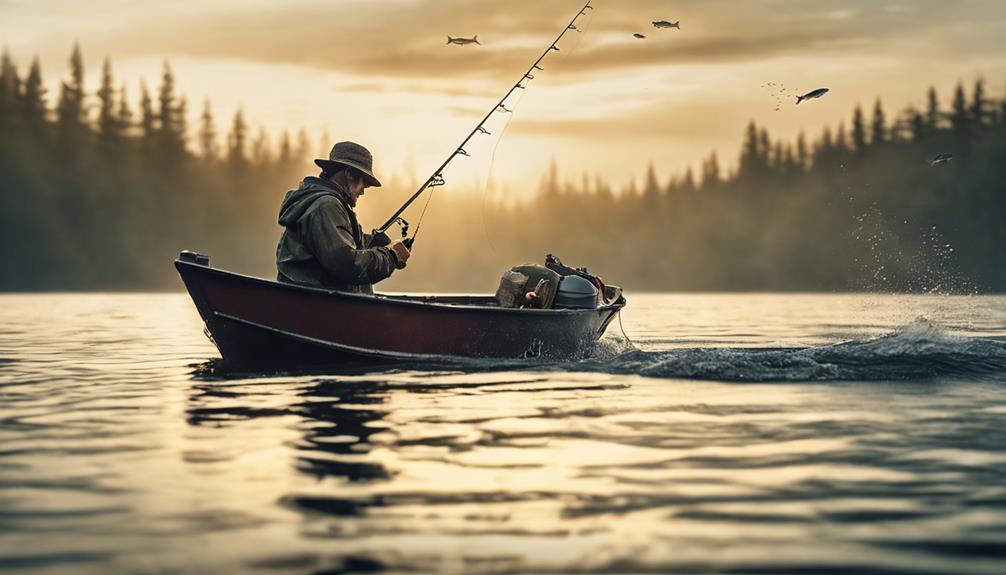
top-left (653, 20), bottom-right (680, 29)
top-left (633, 33), bottom-right (646, 39)
top-left (796, 88), bottom-right (829, 104)
top-left (447, 35), bottom-right (480, 46)
top-left (929, 153), bottom-right (953, 166)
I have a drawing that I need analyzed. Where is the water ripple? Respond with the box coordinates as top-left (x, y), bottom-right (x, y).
top-left (1, 294), bottom-right (1005, 574)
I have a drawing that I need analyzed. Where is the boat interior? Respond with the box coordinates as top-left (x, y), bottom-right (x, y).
top-left (376, 285), bottom-right (623, 308)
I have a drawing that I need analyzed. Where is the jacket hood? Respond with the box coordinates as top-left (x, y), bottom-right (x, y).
top-left (278, 176), bottom-right (354, 227)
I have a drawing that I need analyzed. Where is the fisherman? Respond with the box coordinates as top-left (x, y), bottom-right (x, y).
top-left (276, 141), bottom-right (410, 294)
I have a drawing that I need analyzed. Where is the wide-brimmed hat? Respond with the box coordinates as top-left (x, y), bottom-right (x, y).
top-left (314, 141), bottom-right (382, 188)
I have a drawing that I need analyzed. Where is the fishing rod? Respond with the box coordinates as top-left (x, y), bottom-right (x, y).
top-left (373, 0), bottom-right (594, 247)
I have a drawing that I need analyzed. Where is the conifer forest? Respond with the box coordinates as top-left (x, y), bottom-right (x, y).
top-left (1, 45), bottom-right (1004, 292)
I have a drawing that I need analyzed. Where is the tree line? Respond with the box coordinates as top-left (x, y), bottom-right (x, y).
top-left (1, 44), bottom-right (1004, 292)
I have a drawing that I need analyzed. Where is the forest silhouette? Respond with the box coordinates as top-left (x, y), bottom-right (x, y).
top-left (1, 45), bottom-right (1004, 293)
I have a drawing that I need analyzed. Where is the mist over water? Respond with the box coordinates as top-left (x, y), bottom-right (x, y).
top-left (2, 293), bottom-right (1006, 574)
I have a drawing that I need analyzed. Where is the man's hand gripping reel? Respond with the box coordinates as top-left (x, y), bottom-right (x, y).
top-left (369, 217), bottom-right (413, 249)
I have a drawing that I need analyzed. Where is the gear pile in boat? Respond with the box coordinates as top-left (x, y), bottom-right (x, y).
top-left (495, 254), bottom-right (612, 310)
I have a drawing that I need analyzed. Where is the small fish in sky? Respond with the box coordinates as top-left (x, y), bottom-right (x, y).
top-left (930, 153), bottom-right (953, 166)
top-left (761, 81), bottom-right (791, 111)
top-left (796, 88), bottom-right (830, 104)
top-left (653, 20), bottom-right (680, 29)
top-left (447, 35), bottom-right (480, 46)
top-left (633, 33), bottom-right (646, 39)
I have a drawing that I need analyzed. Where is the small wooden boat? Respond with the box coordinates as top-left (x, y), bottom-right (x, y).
top-left (176, 252), bottom-right (626, 367)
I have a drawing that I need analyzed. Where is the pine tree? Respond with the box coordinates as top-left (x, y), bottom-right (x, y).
top-left (770, 141), bottom-right (784, 172)
top-left (758, 129), bottom-right (771, 167)
top-left (139, 80), bottom-right (155, 140)
top-left (176, 95), bottom-right (188, 148)
top-left (227, 108), bottom-right (248, 166)
top-left (318, 128), bottom-right (331, 157)
top-left (295, 128), bottom-right (311, 169)
top-left (871, 98), bottom-right (887, 144)
top-left (836, 122), bottom-right (849, 152)
top-left (97, 58), bottom-right (120, 147)
top-left (541, 158), bottom-right (559, 197)
top-left (851, 105), bottom-right (866, 153)
top-left (782, 144), bottom-right (796, 176)
top-left (157, 61), bottom-right (186, 153)
top-left (56, 43), bottom-right (86, 138)
top-left (681, 167), bottom-right (696, 193)
top-left (0, 47), bottom-right (20, 127)
top-left (642, 162), bottom-right (660, 204)
top-left (739, 121), bottom-right (759, 177)
top-left (595, 173), bottom-right (611, 200)
top-left (197, 99), bottom-right (218, 161)
top-left (116, 85), bottom-right (132, 137)
top-left (820, 126), bottom-right (833, 150)
top-left (277, 130), bottom-right (292, 167)
top-left (664, 175), bottom-right (679, 197)
top-left (20, 57), bottom-right (46, 130)
top-left (951, 81), bottom-right (968, 134)
top-left (908, 108), bottom-right (925, 142)
top-left (701, 152), bottom-right (720, 186)
top-left (925, 86), bottom-right (940, 131)
top-left (251, 127), bottom-right (271, 165)
top-left (971, 77), bottom-right (986, 126)
top-left (795, 132), bottom-right (809, 172)
top-left (1001, 86), bottom-right (1006, 127)
top-left (625, 177), bottom-right (638, 198)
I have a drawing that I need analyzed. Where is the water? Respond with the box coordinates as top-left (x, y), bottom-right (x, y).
top-left (2, 293), bottom-right (1006, 574)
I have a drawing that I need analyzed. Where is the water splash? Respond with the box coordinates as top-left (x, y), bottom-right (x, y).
top-left (851, 209), bottom-right (976, 295)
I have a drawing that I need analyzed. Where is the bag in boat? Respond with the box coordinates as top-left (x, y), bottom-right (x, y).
top-left (495, 264), bottom-right (560, 309)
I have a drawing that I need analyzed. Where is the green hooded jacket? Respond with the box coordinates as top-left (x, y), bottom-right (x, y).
top-left (276, 176), bottom-right (399, 294)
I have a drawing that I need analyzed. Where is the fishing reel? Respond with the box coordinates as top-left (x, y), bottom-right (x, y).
top-left (395, 217), bottom-right (415, 249)
top-left (369, 217), bottom-right (414, 249)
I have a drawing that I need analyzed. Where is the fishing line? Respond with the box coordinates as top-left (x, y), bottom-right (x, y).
top-left (477, 1), bottom-right (597, 254)
top-left (480, 86), bottom-right (526, 257)
top-left (382, 1), bottom-right (596, 248)
top-left (409, 181), bottom-right (436, 245)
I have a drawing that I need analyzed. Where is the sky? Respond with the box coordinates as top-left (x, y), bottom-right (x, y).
top-left (3, 0), bottom-right (1006, 193)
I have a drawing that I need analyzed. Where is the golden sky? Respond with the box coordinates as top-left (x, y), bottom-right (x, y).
top-left (4, 0), bottom-right (1006, 192)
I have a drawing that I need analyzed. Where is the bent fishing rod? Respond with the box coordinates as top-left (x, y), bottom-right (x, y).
top-left (373, 0), bottom-right (594, 248)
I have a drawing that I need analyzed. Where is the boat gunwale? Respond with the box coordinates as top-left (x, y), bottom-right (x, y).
top-left (175, 259), bottom-right (626, 316)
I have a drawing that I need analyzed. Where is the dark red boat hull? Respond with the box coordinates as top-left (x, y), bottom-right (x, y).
top-left (175, 259), bottom-right (625, 366)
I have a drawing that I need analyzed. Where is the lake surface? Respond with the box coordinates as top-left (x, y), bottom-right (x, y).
top-left (2, 293), bottom-right (1006, 574)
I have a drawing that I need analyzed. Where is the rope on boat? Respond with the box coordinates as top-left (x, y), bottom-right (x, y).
top-left (617, 310), bottom-right (637, 351)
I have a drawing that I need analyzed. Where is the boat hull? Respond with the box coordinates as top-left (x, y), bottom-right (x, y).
top-left (175, 259), bottom-right (625, 367)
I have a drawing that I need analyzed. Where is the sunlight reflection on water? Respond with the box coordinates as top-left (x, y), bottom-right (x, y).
top-left (1, 293), bottom-right (1005, 574)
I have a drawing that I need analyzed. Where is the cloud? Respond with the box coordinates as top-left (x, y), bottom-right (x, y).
top-left (511, 94), bottom-right (752, 143)
top-left (26, 0), bottom-right (1003, 84)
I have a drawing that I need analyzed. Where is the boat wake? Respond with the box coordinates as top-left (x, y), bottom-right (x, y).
top-left (192, 319), bottom-right (1006, 384)
top-left (572, 318), bottom-right (1006, 382)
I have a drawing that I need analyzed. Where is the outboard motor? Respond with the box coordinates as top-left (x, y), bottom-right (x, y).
top-left (554, 274), bottom-right (598, 309)
top-left (179, 250), bottom-right (210, 266)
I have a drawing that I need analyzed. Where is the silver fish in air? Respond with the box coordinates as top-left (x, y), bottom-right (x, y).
top-left (929, 153), bottom-right (953, 166)
top-left (653, 20), bottom-right (680, 29)
top-left (447, 35), bottom-right (480, 46)
top-left (796, 88), bottom-right (829, 104)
